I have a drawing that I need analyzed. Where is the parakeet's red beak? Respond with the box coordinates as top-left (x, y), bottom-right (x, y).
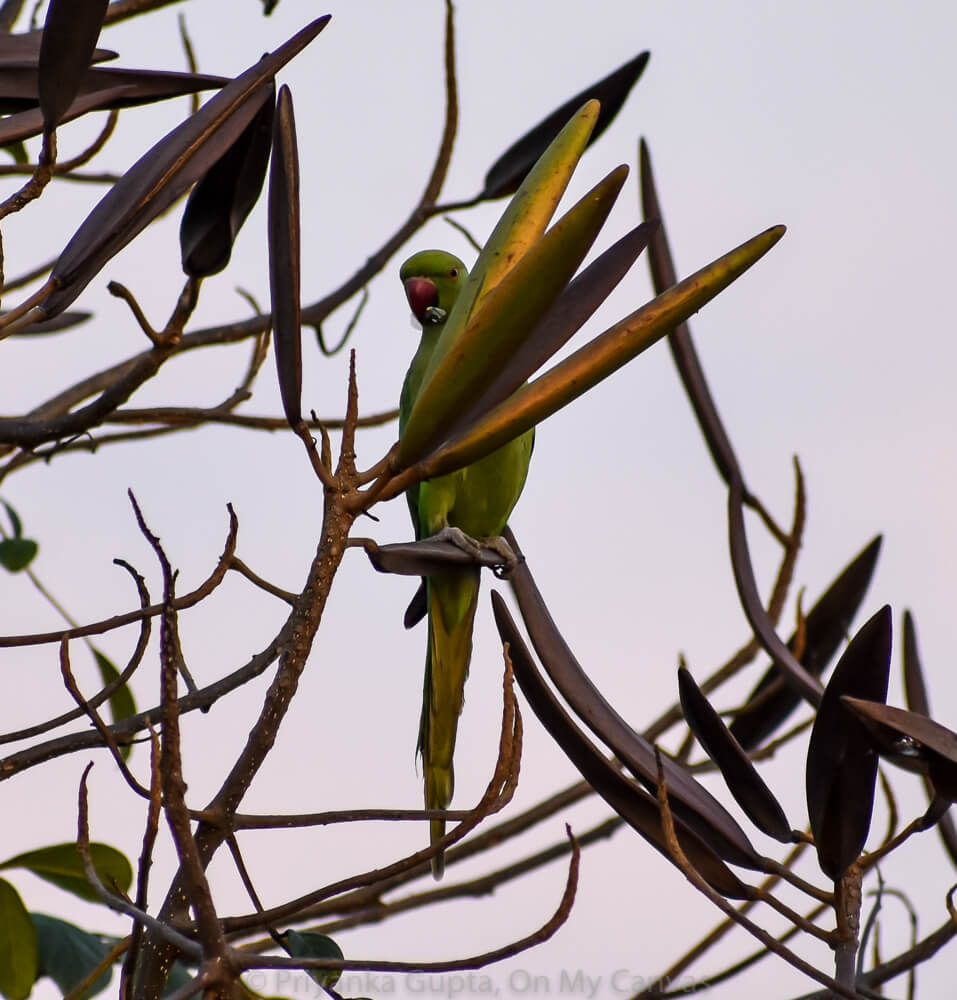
top-left (404, 277), bottom-right (438, 322)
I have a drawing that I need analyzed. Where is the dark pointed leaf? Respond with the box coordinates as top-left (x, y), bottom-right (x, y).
top-left (38, 15), bottom-right (330, 319)
top-left (367, 539), bottom-right (510, 577)
top-left (32, 914), bottom-right (112, 999)
top-left (442, 221), bottom-right (656, 445)
top-left (901, 610), bottom-right (957, 862)
top-left (678, 667), bottom-right (793, 842)
top-left (480, 51), bottom-right (650, 200)
top-left (281, 930), bottom-right (343, 988)
top-left (841, 697), bottom-right (957, 802)
top-left (640, 137), bottom-right (743, 487)
top-left (0, 878), bottom-right (36, 1000)
top-left (491, 592), bottom-right (749, 898)
top-left (505, 533), bottom-right (763, 870)
top-left (5, 311), bottom-right (91, 335)
top-left (404, 580), bottom-right (427, 629)
top-left (0, 537), bottom-right (38, 572)
top-left (38, 0), bottom-right (110, 128)
top-left (181, 82), bottom-right (275, 277)
top-left (806, 606), bottom-right (892, 880)
top-left (729, 536), bottom-right (883, 750)
top-left (0, 842), bottom-right (133, 903)
top-left (0, 84), bottom-right (136, 142)
top-left (0, 31), bottom-right (115, 66)
top-left (268, 85), bottom-right (302, 428)
top-left (902, 609), bottom-right (930, 716)
top-left (0, 65), bottom-right (228, 127)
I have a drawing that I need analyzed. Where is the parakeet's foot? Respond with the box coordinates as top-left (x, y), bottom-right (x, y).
top-left (482, 535), bottom-right (521, 577)
top-left (432, 525), bottom-right (483, 559)
top-left (430, 527), bottom-right (521, 576)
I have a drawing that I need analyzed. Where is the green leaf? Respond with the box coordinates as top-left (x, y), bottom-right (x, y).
top-left (0, 843), bottom-right (133, 904)
top-left (92, 649), bottom-right (137, 755)
top-left (281, 930), bottom-right (343, 988)
top-left (32, 914), bottom-right (112, 999)
top-left (1, 499), bottom-right (24, 538)
top-left (1, 141), bottom-right (28, 165)
top-left (0, 538), bottom-right (38, 572)
top-left (0, 878), bottom-right (38, 1000)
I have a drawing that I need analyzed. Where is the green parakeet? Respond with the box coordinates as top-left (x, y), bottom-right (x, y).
top-left (399, 249), bottom-right (534, 877)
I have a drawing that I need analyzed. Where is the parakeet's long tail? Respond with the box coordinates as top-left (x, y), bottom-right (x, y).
top-left (418, 567), bottom-right (480, 879)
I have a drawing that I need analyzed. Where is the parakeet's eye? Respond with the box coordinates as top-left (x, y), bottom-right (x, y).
top-left (449, 268), bottom-right (458, 278)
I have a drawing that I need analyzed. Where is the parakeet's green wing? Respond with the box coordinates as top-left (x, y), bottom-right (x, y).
top-left (399, 249), bottom-right (534, 878)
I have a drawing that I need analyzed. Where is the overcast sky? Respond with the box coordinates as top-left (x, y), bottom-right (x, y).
top-left (3, 2), bottom-right (957, 998)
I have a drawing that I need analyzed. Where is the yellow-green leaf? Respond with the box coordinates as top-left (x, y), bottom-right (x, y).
top-left (420, 100), bottom-right (601, 393)
top-left (0, 843), bottom-right (133, 904)
top-left (420, 225), bottom-right (786, 480)
top-left (0, 878), bottom-right (37, 1000)
top-left (399, 164), bottom-right (628, 466)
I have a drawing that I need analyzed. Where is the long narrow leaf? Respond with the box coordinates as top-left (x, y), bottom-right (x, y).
top-left (0, 32), bottom-right (114, 65)
top-left (38, 16), bottom-right (329, 318)
top-left (38, 0), bottom-right (110, 129)
top-left (268, 86), bottom-right (302, 428)
top-left (729, 536), bottom-right (882, 750)
top-left (399, 165), bottom-right (628, 464)
top-left (0, 65), bottom-right (227, 125)
top-left (182, 81), bottom-right (275, 277)
top-left (418, 100), bottom-right (601, 396)
top-left (416, 225), bottom-right (784, 481)
top-left (640, 137), bottom-right (742, 486)
top-left (480, 52), bottom-right (650, 200)
top-left (805, 606), bottom-right (891, 880)
top-left (902, 610), bottom-right (957, 862)
top-left (491, 592), bottom-right (748, 899)
top-left (506, 534), bottom-right (762, 870)
top-left (443, 221), bottom-right (656, 444)
top-left (842, 698), bottom-right (957, 804)
top-left (678, 666), bottom-right (793, 842)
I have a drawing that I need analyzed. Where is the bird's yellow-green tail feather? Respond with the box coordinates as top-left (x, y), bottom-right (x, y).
top-left (418, 568), bottom-right (480, 879)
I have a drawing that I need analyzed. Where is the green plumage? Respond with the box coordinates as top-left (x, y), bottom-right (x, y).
top-left (399, 250), bottom-right (534, 877)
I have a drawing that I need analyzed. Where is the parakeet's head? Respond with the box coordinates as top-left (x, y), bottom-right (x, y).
top-left (400, 250), bottom-right (467, 325)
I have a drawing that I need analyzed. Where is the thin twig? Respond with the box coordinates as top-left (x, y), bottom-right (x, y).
top-left (228, 557), bottom-right (297, 606)
top-left (0, 506), bottom-right (237, 651)
top-left (239, 828), bottom-right (578, 976)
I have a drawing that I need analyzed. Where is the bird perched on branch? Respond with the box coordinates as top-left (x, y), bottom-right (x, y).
top-left (399, 249), bottom-right (534, 877)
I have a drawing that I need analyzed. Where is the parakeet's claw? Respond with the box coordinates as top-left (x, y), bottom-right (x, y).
top-left (430, 527), bottom-right (521, 575)
top-left (432, 525), bottom-right (483, 559)
top-left (422, 305), bottom-right (447, 324)
top-left (483, 535), bottom-right (521, 577)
